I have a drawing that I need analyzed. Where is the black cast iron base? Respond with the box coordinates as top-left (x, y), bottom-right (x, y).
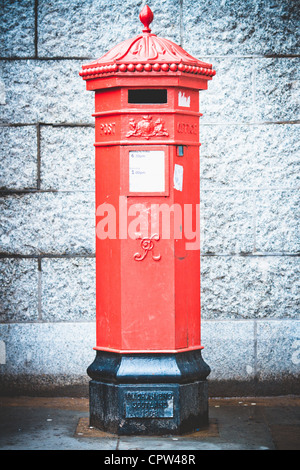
top-left (87, 349), bottom-right (210, 436)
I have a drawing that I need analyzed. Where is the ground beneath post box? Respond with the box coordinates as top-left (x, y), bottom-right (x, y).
top-left (0, 396), bottom-right (299, 450)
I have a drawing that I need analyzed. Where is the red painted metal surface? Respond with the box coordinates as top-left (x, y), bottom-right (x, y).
top-left (80, 5), bottom-right (215, 354)
top-left (79, 4), bottom-right (215, 86)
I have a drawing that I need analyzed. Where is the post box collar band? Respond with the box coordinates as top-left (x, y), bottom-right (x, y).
top-left (79, 5), bottom-right (216, 81)
top-left (87, 349), bottom-right (211, 384)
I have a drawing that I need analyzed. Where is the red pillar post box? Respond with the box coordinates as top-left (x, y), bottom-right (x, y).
top-left (80, 5), bottom-right (215, 435)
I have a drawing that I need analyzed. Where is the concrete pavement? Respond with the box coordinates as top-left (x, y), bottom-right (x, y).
top-left (0, 396), bottom-right (299, 451)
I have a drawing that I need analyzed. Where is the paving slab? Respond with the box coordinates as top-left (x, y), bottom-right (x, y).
top-left (0, 396), bottom-right (299, 451)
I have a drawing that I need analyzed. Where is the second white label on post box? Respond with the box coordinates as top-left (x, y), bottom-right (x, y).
top-left (173, 164), bottom-right (183, 191)
top-left (129, 150), bottom-right (165, 193)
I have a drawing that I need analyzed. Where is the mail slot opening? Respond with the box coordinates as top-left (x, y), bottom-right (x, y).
top-left (128, 89), bottom-right (167, 104)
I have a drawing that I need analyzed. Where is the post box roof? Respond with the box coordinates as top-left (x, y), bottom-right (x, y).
top-left (79, 5), bottom-right (215, 81)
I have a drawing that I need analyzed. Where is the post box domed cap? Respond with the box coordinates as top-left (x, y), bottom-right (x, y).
top-left (80, 5), bottom-right (216, 79)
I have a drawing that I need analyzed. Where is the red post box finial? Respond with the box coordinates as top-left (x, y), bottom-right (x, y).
top-left (139, 5), bottom-right (154, 33)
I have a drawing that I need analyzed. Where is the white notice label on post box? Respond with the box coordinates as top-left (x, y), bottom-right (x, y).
top-left (129, 150), bottom-right (165, 193)
top-left (178, 91), bottom-right (190, 107)
top-left (173, 164), bottom-right (183, 191)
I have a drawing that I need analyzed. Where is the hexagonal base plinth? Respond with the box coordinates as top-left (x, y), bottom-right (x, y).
top-left (89, 380), bottom-right (209, 436)
top-left (87, 350), bottom-right (210, 435)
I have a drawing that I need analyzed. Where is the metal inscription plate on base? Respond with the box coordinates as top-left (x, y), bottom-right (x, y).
top-left (125, 391), bottom-right (174, 418)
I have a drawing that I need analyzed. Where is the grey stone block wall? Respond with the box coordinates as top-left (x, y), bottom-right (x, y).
top-left (0, 0), bottom-right (299, 396)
